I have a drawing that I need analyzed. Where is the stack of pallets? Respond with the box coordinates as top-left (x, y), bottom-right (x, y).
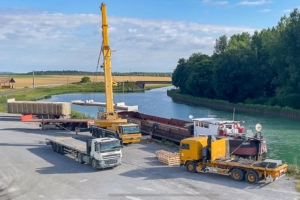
top-left (156, 150), bottom-right (180, 166)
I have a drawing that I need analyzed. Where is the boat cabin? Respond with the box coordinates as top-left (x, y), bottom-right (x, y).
top-left (192, 118), bottom-right (245, 137)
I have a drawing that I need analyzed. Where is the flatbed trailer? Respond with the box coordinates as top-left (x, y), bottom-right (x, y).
top-left (204, 157), bottom-right (287, 183)
top-left (180, 137), bottom-right (288, 183)
top-left (46, 136), bottom-right (122, 169)
top-left (21, 114), bottom-right (94, 131)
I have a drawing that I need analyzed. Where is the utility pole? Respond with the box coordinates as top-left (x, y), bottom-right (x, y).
top-left (130, 69), bottom-right (131, 82)
top-left (32, 70), bottom-right (35, 87)
top-left (122, 77), bottom-right (124, 102)
top-left (67, 75), bottom-right (69, 85)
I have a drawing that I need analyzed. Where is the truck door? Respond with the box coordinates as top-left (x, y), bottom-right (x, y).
top-left (180, 142), bottom-right (191, 161)
top-left (91, 141), bottom-right (101, 161)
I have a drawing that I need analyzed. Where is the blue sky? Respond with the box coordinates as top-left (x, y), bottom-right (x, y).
top-left (1, 0), bottom-right (299, 73)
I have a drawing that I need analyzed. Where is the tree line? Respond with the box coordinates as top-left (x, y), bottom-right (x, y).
top-left (172, 8), bottom-right (300, 110)
top-left (14, 70), bottom-right (172, 77)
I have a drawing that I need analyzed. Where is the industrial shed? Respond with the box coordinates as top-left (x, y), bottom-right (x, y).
top-left (0, 77), bottom-right (15, 89)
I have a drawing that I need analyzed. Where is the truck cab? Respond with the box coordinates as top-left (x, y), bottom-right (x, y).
top-left (117, 123), bottom-right (142, 144)
top-left (87, 138), bottom-right (122, 169)
top-left (90, 122), bottom-right (142, 144)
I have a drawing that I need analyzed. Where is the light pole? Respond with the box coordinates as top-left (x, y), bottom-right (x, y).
top-left (32, 70), bottom-right (35, 87)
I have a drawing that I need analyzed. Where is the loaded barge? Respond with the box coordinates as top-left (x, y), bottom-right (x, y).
top-left (118, 111), bottom-right (267, 160)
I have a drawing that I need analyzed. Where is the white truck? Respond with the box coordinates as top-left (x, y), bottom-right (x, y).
top-left (46, 136), bottom-right (122, 169)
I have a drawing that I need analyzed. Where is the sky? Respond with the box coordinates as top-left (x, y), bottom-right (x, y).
top-left (0, 0), bottom-right (299, 73)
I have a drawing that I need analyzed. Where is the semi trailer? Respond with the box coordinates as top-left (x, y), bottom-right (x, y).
top-left (46, 136), bottom-right (122, 169)
top-left (21, 114), bottom-right (94, 131)
top-left (180, 136), bottom-right (287, 183)
top-left (7, 98), bottom-right (71, 119)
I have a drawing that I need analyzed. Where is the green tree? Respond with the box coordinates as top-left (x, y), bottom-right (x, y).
top-left (214, 35), bottom-right (228, 54)
top-left (80, 76), bottom-right (91, 83)
top-left (172, 58), bottom-right (189, 93)
top-left (185, 53), bottom-right (215, 98)
top-left (213, 32), bottom-right (264, 103)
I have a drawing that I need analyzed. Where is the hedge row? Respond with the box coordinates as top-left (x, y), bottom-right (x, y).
top-left (167, 89), bottom-right (300, 119)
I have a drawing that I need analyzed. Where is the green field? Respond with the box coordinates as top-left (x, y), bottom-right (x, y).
top-left (0, 82), bottom-right (170, 112)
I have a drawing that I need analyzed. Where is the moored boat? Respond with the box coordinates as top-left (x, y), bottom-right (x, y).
top-left (118, 111), bottom-right (267, 160)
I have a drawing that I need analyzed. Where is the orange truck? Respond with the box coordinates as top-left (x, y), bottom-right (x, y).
top-left (179, 136), bottom-right (287, 183)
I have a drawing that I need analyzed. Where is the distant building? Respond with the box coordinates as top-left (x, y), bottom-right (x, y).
top-left (0, 77), bottom-right (16, 89)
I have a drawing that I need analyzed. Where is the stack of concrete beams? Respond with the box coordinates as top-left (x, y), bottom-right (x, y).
top-left (156, 150), bottom-right (180, 165)
top-left (7, 98), bottom-right (71, 116)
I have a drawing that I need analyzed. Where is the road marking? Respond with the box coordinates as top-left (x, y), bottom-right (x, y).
top-left (125, 195), bottom-right (142, 200)
top-left (7, 187), bottom-right (18, 193)
top-left (79, 179), bottom-right (88, 182)
top-left (137, 187), bottom-right (155, 191)
top-left (38, 195), bottom-right (45, 198)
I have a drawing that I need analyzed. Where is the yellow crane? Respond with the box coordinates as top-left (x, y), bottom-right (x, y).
top-left (90, 3), bottom-right (142, 144)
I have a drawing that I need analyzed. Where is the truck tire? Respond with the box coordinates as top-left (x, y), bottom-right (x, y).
top-left (52, 143), bottom-right (56, 151)
top-left (67, 124), bottom-right (75, 131)
top-left (60, 146), bottom-right (65, 155)
top-left (245, 171), bottom-right (259, 183)
top-left (186, 161), bottom-right (196, 173)
top-left (91, 159), bottom-right (98, 169)
top-left (78, 153), bottom-right (84, 164)
top-left (230, 168), bottom-right (245, 181)
top-left (55, 144), bottom-right (60, 153)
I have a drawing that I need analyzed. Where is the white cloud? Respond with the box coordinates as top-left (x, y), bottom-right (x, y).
top-left (202, 0), bottom-right (228, 5)
top-left (0, 11), bottom-right (256, 73)
top-left (282, 9), bottom-right (292, 13)
top-left (260, 9), bottom-right (271, 12)
top-left (213, 1), bottom-right (228, 5)
top-left (238, 0), bottom-right (271, 6)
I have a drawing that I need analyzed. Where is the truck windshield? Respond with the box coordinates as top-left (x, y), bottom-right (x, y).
top-left (100, 141), bottom-right (121, 152)
top-left (121, 126), bottom-right (140, 134)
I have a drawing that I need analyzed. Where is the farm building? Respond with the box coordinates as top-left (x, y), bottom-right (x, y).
top-left (0, 77), bottom-right (16, 89)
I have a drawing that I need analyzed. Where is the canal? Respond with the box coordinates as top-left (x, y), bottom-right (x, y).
top-left (42, 86), bottom-right (300, 165)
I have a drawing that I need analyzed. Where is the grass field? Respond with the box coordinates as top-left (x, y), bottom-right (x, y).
top-left (0, 75), bottom-right (171, 89)
top-left (0, 75), bottom-right (172, 112)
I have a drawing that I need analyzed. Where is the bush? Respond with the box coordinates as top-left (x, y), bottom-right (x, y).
top-left (71, 110), bottom-right (92, 119)
top-left (79, 76), bottom-right (91, 83)
top-left (287, 164), bottom-right (299, 177)
top-left (44, 95), bottom-right (52, 99)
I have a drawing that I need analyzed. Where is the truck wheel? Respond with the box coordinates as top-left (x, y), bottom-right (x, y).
top-left (78, 153), bottom-right (84, 164)
top-left (55, 144), bottom-right (60, 153)
top-left (52, 143), bottom-right (56, 151)
top-left (60, 146), bottom-right (65, 155)
top-left (245, 171), bottom-right (259, 183)
top-left (230, 168), bottom-right (245, 181)
top-left (91, 159), bottom-right (98, 169)
top-left (67, 125), bottom-right (72, 131)
top-left (186, 161), bottom-right (196, 173)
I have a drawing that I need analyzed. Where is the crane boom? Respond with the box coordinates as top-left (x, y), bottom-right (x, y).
top-left (101, 3), bottom-right (120, 120)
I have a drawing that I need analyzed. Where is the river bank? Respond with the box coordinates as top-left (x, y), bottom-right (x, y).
top-left (167, 89), bottom-right (300, 120)
top-left (0, 83), bottom-right (170, 112)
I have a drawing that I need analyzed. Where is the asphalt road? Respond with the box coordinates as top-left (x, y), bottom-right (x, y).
top-left (0, 113), bottom-right (299, 200)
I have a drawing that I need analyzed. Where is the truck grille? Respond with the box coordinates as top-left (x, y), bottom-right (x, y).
top-left (105, 159), bottom-right (118, 164)
top-left (103, 154), bottom-right (121, 160)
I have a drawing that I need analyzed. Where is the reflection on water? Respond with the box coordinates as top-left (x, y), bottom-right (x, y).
top-left (42, 86), bottom-right (300, 164)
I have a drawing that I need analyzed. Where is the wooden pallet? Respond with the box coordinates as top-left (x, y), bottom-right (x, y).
top-left (156, 150), bottom-right (180, 165)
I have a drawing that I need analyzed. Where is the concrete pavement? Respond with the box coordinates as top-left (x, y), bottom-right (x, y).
top-left (0, 113), bottom-right (299, 200)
